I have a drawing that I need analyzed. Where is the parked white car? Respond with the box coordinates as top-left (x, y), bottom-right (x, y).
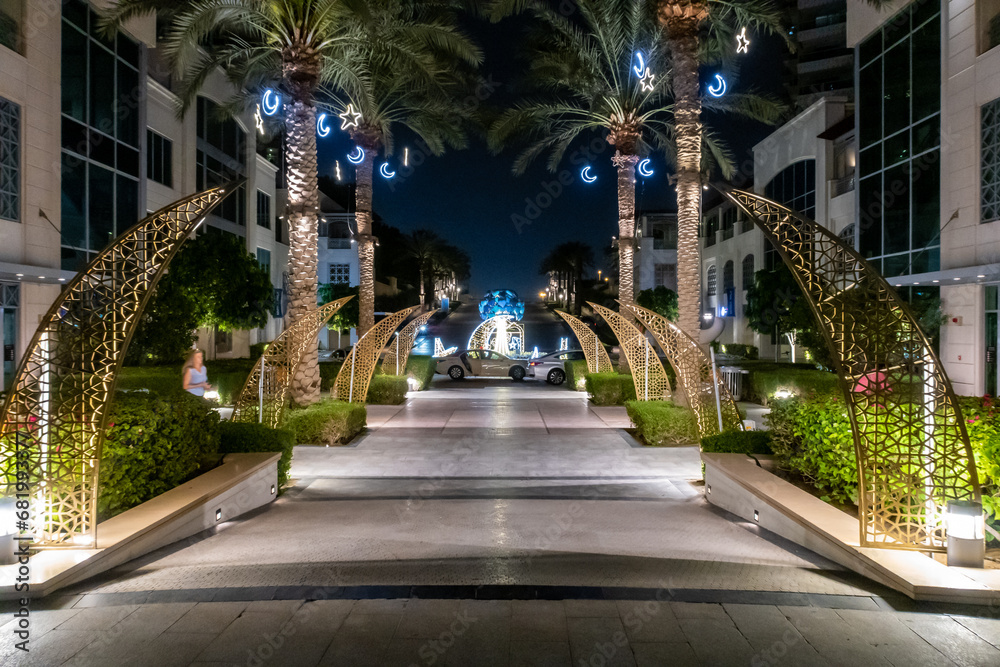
top-left (528, 350), bottom-right (585, 385)
top-left (435, 349), bottom-right (528, 381)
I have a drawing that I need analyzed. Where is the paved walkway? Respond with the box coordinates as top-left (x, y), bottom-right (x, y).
top-left (4, 381), bottom-right (1000, 665)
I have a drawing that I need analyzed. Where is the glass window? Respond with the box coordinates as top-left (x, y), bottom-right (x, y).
top-left (329, 263), bottom-right (351, 284)
top-left (978, 0), bottom-right (1000, 55)
top-left (88, 164), bottom-right (114, 251)
top-left (62, 24), bottom-right (87, 123)
top-left (654, 263), bottom-right (676, 289)
top-left (742, 255), bottom-right (754, 290)
top-left (983, 98), bottom-right (1000, 224)
top-left (257, 190), bottom-right (271, 228)
top-left (0, 0), bottom-right (23, 54)
top-left (256, 247), bottom-right (271, 278)
top-left (723, 261), bottom-right (734, 292)
top-left (706, 265), bottom-right (717, 297)
top-left (60, 153), bottom-right (86, 250)
top-left (146, 129), bottom-right (173, 187)
top-left (0, 96), bottom-right (19, 222)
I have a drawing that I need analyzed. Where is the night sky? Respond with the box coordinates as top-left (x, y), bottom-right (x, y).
top-left (315, 13), bottom-right (789, 300)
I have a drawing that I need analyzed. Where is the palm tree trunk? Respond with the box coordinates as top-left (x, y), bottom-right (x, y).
top-left (613, 151), bottom-right (639, 313)
top-left (285, 96), bottom-right (321, 405)
top-left (355, 153), bottom-right (376, 337)
top-left (419, 266), bottom-right (426, 306)
top-left (659, 1), bottom-right (708, 339)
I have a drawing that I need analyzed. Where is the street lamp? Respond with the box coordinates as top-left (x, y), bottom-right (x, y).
top-left (946, 500), bottom-right (985, 567)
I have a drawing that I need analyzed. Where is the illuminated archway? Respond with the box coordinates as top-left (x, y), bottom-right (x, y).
top-left (333, 306), bottom-right (419, 403)
top-left (589, 303), bottom-right (671, 402)
top-left (383, 309), bottom-right (437, 375)
top-left (231, 296), bottom-right (354, 428)
top-left (0, 184), bottom-right (238, 547)
top-left (719, 187), bottom-right (980, 550)
top-left (555, 311), bottom-right (613, 374)
top-left (621, 302), bottom-right (741, 437)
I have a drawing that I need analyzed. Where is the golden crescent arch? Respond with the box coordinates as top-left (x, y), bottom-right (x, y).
top-left (333, 306), bottom-right (419, 403)
top-left (588, 303), bottom-right (671, 401)
top-left (0, 184), bottom-right (238, 547)
top-left (555, 311), bottom-right (613, 373)
top-left (383, 308), bottom-right (437, 375)
top-left (719, 186), bottom-right (980, 550)
top-left (231, 296), bottom-right (354, 428)
top-left (468, 315), bottom-right (508, 350)
top-left (620, 302), bottom-right (742, 437)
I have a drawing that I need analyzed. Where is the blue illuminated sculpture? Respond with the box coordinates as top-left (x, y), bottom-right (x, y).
top-left (479, 289), bottom-right (525, 321)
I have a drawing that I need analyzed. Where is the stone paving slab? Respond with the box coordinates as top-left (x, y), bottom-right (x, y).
top-left (3, 598), bottom-right (999, 666)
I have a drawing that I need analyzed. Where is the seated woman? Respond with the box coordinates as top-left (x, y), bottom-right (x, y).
top-left (182, 349), bottom-right (213, 397)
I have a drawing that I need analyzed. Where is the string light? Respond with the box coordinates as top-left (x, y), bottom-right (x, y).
top-left (633, 51), bottom-right (646, 77)
top-left (637, 159), bottom-right (653, 177)
top-left (708, 74), bottom-right (727, 98)
top-left (254, 105), bottom-right (264, 134)
top-left (380, 162), bottom-right (396, 179)
top-left (404, 147), bottom-right (409, 167)
top-left (339, 103), bottom-right (362, 130)
top-left (347, 147), bottom-right (365, 164)
top-left (335, 160), bottom-right (342, 181)
top-left (317, 113), bottom-right (331, 138)
top-left (581, 166), bottom-right (597, 183)
top-left (261, 89), bottom-right (280, 116)
top-left (736, 27), bottom-right (751, 54)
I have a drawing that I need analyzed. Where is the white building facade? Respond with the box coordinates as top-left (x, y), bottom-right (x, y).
top-left (0, 0), bottom-right (290, 387)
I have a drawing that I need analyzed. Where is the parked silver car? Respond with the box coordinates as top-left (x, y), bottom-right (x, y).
top-left (435, 349), bottom-right (529, 381)
top-left (528, 350), bottom-right (585, 385)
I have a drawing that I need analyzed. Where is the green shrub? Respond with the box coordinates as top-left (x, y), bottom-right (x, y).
top-left (99, 392), bottom-right (219, 519)
top-left (249, 342), bottom-right (269, 360)
top-left (217, 421), bottom-right (295, 489)
top-left (282, 399), bottom-right (366, 446)
top-left (765, 392), bottom-right (857, 504)
top-left (585, 373), bottom-right (638, 405)
top-left (957, 396), bottom-right (1000, 542)
top-left (711, 343), bottom-right (759, 360)
top-left (406, 355), bottom-right (437, 390)
top-left (626, 400), bottom-right (699, 446)
top-left (118, 359), bottom-right (253, 405)
top-left (319, 361), bottom-right (344, 391)
top-left (701, 430), bottom-right (774, 455)
top-left (566, 359), bottom-right (589, 392)
top-left (366, 374), bottom-right (408, 404)
top-left (738, 361), bottom-right (839, 406)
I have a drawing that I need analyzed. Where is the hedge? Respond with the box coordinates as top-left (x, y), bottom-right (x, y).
top-left (957, 396), bottom-right (1000, 541)
top-left (625, 400), bottom-right (699, 446)
top-left (585, 373), bottom-right (638, 405)
top-left (566, 359), bottom-right (589, 392)
top-left (217, 421), bottom-right (295, 489)
top-left (319, 361), bottom-right (344, 392)
top-left (711, 343), bottom-right (758, 360)
top-left (701, 429), bottom-right (773, 456)
top-left (405, 355), bottom-right (437, 391)
top-left (737, 362), bottom-right (839, 406)
top-left (366, 374), bottom-right (408, 404)
top-left (283, 399), bottom-right (367, 446)
top-left (99, 392), bottom-right (220, 519)
top-left (118, 359), bottom-right (254, 405)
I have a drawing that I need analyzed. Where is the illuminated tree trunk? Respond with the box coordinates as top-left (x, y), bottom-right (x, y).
top-left (285, 87), bottom-right (321, 405)
top-left (613, 151), bottom-right (639, 313)
top-left (354, 149), bottom-right (376, 337)
top-left (659, 0), bottom-right (709, 340)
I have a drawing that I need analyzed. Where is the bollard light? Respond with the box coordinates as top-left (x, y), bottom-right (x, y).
top-left (0, 497), bottom-right (15, 565)
top-left (946, 500), bottom-right (985, 567)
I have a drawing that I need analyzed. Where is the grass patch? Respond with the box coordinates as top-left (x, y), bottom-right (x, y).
top-left (625, 400), bottom-right (699, 446)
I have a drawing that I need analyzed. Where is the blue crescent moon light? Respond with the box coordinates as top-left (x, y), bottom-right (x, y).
top-left (261, 89), bottom-right (280, 116)
top-left (708, 74), bottom-right (727, 98)
top-left (347, 147), bottom-right (365, 164)
top-left (316, 113), bottom-right (331, 137)
top-left (633, 51), bottom-right (646, 77)
top-left (637, 159), bottom-right (654, 177)
top-left (380, 162), bottom-right (396, 179)
top-left (581, 166), bottom-right (597, 183)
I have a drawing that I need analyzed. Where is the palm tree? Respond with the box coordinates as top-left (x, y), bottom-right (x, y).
top-left (405, 229), bottom-right (443, 307)
top-left (540, 242), bottom-right (594, 316)
top-left (319, 1), bottom-right (481, 335)
top-left (487, 0), bottom-right (781, 325)
top-left (102, 0), bottom-right (374, 405)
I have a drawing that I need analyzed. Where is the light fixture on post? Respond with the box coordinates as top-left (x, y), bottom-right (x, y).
top-left (946, 500), bottom-right (985, 567)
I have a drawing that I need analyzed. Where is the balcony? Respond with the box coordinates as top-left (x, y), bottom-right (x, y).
top-left (830, 175), bottom-right (855, 198)
top-left (328, 238), bottom-right (352, 250)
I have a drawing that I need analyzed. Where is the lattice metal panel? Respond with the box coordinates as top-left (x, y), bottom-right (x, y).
top-left (231, 296), bottom-right (354, 428)
top-left (589, 303), bottom-right (671, 402)
top-left (555, 311), bottom-right (613, 374)
top-left (383, 309), bottom-right (437, 375)
top-left (0, 184), bottom-right (236, 547)
top-left (720, 187), bottom-right (980, 550)
top-left (333, 306), bottom-right (418, 403)
top-left (621, 302), bottom-right (742, 437)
